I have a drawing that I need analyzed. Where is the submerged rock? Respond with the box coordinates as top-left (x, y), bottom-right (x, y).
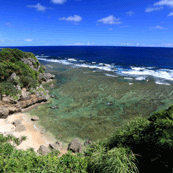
top-left (31, 116), bottom-right (39, 121)
top-left (50, 105), bottom-right (59, 109)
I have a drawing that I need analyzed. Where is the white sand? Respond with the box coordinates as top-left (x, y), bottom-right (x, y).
top-left (0, 113), bottom-right (68, 156)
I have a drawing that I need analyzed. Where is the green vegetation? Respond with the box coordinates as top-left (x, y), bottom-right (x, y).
top-left (1, 105), bottom-right (173, 172)
top-left (0, 48), bottom-right (43, 96)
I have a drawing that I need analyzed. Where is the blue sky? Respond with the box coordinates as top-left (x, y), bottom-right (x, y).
top-left (1, 0), bottom-right (173, 47)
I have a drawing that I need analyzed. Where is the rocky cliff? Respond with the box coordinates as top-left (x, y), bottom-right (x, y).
top-left (0, 48), bottom-right (55, 118)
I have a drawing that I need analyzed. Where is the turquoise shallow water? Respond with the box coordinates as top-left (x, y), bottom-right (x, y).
top-left (28, 61), bottom-right (173, 145)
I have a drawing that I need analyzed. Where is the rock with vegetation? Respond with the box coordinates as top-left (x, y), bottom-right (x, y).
top-left (0, 48), bottom-right (54, 118)
top-left (68, 138), bottom-right (83, 153)
top-left (37, 145), bottom-right (51, 155)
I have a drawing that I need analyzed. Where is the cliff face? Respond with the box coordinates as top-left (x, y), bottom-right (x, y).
top-left (0, 48), bottom-right (55, 118)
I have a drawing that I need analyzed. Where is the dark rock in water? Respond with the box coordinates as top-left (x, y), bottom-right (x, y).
top-left (15, 125), bottom-right (26, 132)
top-left (37, 145), bottom-right (51, 155)
top-left (12, 119), bottom-right (22, 127)
top-left (84, 139), bottom-right (92, 146)
top-left (107, 102), bottom-right (113, 106)
top-left (49, 141), bottom-right (62, 151)
top-left (50, 105), bottom-right (59, 109)
top-left (31, 116), bottom-right (39, 121)
top-left (68, 138), bottom-right (83, 153)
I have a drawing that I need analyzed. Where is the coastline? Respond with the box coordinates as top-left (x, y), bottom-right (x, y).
top-left (0, 112), bottom-right (68, 156)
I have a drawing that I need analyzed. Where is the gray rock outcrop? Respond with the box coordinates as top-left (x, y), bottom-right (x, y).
top-left (49, 141), bottom-right (62, 151)
top-left (38, 73), bottom-right (55, 82)
top-left (37, 145), bottom-right (51, 155)
top-left (68, 138), bottom-right (83, 153)
top-left (21, 57), bottom-right (40, 72)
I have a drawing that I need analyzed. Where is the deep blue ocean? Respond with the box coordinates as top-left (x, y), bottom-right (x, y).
top-left (3, 46), bottom-right (173, 85)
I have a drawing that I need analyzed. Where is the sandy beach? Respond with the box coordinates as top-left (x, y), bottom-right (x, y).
top-left (0, 112), bottom-right (68, 157)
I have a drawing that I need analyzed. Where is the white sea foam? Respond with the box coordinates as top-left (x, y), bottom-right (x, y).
top-left (121, 67), bottom-right (173, 81)
top-left (37, 57), bottom-right (72, 65)
top-left (36, 55), bottom-right (49, 58)
top-left (135, 76), bottom-right (146, 80)
top-left (155, 81), bottom-right (170, 85)
top-left (124, 77), bottom-right (133, 80)
top-left (79, 60), bottom-right (85, 62)
top-left (131, 67), bottom-right (146, 71)
top-left (104, 73), bottom-right (117, 77)
top-left (37, 57), bottom-right (173, 82)
top-left (99, 63), bottom-right (104, 65)
top-left (68, 58), bottom-right (77, 62)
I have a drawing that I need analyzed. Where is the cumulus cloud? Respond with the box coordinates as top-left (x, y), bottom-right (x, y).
top-left (145, 7), bottom-right (163, 12)
top-left (126, 11), bottom-right (134, 16)
top-left (168, 12), bottom-right (173, 16)
top-left (24, 39), bottom-right (33, 42)
top-left (154, 0), bottom-right (173, 7)
top-left (51, 0), bottom-right (66, 4)
top-left (27, 3), bottom-right (52, 11)
top-left (153, 25), bottom-right (165, 29)
top-left (97, 15), bottom-right (121, 24)
top-left (59, 15), bottom-right (82, 22)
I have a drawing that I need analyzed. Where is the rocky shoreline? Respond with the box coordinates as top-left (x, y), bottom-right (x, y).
top-left (0, 51), bottom-right (92, 157)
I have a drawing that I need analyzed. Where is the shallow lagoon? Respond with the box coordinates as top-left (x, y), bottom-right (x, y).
top-left (29, 61), bottom-right (173, 145)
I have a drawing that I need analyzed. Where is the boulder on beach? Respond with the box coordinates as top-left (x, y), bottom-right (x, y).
top-left (68, 138), bottom-right (83, 153)
top-left (15, 124), bottom-right (26, 132)
top-left (12, 119), bottom-right (22, 127)
top-left (31, 116), bottom-right (39, 121)
top-left (49, 141), bottom-right (62, 151)
top-left (37, 145), bottom-right (51, 155)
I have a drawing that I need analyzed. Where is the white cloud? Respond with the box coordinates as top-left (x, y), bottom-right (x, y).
top-left (154, 0), bottom-right (173, 7)
top-left (59, 15), bottom-right (82, 22)
top-left (145, 7), bottom-right (163, 12)
top-left (97, 15), bottom-right (122, 24)
top-left (126, 11), bottom-right (134, 16)
top-left (27, 3), bottom-right (47, 11)
top-left (66, 42), bottom-right (93, 46)
top-left (168, 12), bottom-right (173, 16)
top-left (153, 25), bottom-right (165, 29)
top-left (109, 28), bottom-right (113, 30)
top-left (51, 0), bottom-right (66, 4)
top-left (162, 43), bottom-right (173, 47)
top-left (5, 23), bottom-right (14, 28)
top-left (24, 39), bottom-right (33, 42)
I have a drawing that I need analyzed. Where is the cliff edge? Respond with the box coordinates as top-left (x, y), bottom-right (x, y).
top-left (0, 48), bottom-right (55, 118)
